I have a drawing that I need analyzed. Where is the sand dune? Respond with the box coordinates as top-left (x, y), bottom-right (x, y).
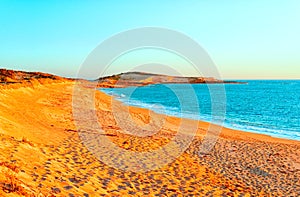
top-left (0, 78), bottom-right (299, 196)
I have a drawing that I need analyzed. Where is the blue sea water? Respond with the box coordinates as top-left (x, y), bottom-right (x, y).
top-left (100, 80), bottom-right (300, 140)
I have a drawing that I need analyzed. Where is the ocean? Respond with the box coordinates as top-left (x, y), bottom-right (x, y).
top-left (100, 80), bottom-right (300, 140)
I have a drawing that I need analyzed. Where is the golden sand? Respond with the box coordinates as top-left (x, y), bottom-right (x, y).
top-left (0, 81), bottom-right (299, 196)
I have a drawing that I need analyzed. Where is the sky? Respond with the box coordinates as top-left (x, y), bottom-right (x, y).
top-left (0, 0), bottom-right (299, 79)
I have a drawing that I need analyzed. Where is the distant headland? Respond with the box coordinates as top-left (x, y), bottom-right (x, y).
top-left (0, 69), bottom-right (245, 89)
top-left (97, 72), bottom-right (245, 88)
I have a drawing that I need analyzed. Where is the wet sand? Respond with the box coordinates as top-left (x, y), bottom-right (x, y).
top-left (0, 81), bottom-right (299, 196)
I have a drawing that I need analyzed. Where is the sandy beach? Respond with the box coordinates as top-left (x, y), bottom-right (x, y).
top-left (0, 80), bottom-right (299, 196)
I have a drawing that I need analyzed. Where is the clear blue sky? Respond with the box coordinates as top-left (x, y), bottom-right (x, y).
top-left (0, 0), bottom-right (299, 79)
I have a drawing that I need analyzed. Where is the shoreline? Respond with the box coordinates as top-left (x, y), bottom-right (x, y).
top-left (1, 78), bottom-right (298, 144)
top-left (99, 87), bottom-right (300, 143)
